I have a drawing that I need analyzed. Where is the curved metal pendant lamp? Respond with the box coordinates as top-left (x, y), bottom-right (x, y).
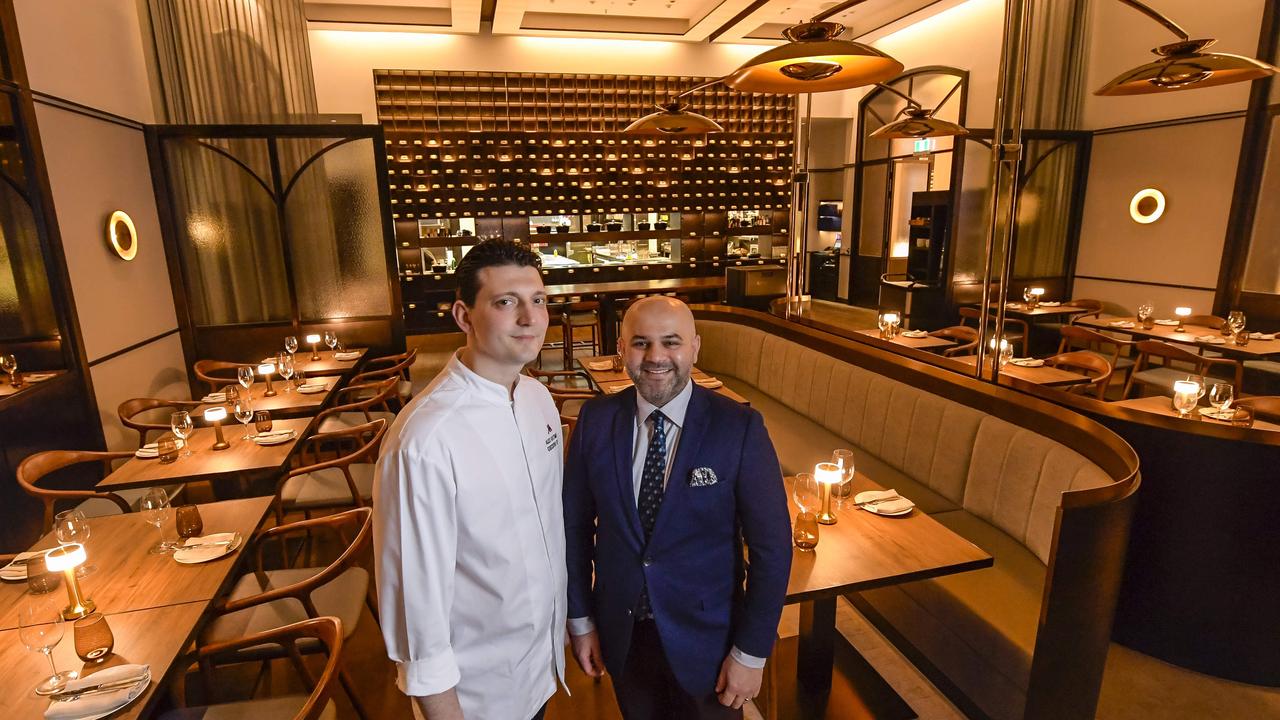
top-left (622, 77), bottom-right (726, 136)
top-left (725, 0), bottom-right (903, 94)
top-left (867, 84), bottom-right (969, 139)
top-left (1097, 0), bottom-right (1278, 96)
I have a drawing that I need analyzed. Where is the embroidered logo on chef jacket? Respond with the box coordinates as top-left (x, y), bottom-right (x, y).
top-left (545, 425), bottom-right (559, 452)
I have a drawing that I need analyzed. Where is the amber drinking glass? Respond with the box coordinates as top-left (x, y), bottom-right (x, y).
top-left (156, 434), bottom-right (178, 465)
top-left (73, 612), bottom-right (114, 662)
top-left (792, 473), bottom-right (820, 550)
top-left (24, 553), bottom-right (59, 595)
top-left (1231, 407), bottom-right (1254, 428)
top-left (254, 410), bottom-right (273, 435)
top-left (175, 505), bottom-right (204, 542)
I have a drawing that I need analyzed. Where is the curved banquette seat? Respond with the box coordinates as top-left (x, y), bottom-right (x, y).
top-left (691, 306), bottom-right (1140, 720)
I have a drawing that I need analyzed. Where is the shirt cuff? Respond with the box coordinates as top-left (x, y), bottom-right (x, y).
top-left (395, 650), bottom-right (462, 697)
top-left (567, 616), bottom-right (596, 636)
top-left (730, 645), bottom-right (767, 669)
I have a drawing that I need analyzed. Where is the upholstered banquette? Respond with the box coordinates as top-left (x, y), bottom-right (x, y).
top-left (692, 307), bottom-right (1140, 720)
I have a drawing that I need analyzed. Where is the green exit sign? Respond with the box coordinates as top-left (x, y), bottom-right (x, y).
top-left (913, 138), bottom-right (935, 154)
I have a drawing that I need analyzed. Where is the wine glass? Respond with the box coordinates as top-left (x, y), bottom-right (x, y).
top-left (140, 487), bottom-right (176, 554)
top-left (1208, 382), bottom-right (1234, 416)
top-left (170, 410), bottom-right (193, 458)
top-left (0, 353), bottom-right (16, 385)
top-left (324, 331), bottom-right (338, 353)
top-left (1137, 303), bottom-right (1153, 323)
top-left (792, 473), bottom-right (820, 550)
top-left (1185, 374), bottom-right (1208, 402)
top-left (237, 366), bottom-right (254, 391)
top-left (19, 601), bottom-right (76, 695)
top-left (1228, 311), bottom-right (1246, 336)
top-left (277, 353), bottom-right (294, 393)
top-left (998, 338), bottom-right (1014, 368)
top-left (284, 335), bottom-right (298, 357)
top-left (234, 395), bottom-right (255, 440)
top-left (53, 510), bottom-right (95, 577)
top-left (832, 449), bottom-right (855, 500)
top-left (1022, 287), bottom-right (1033, 304)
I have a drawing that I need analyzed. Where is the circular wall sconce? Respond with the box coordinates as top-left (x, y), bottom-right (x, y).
top-left (107, 210), bottom-right (138, 260)
top-left (1129, 188), bottom-right (1166, 225)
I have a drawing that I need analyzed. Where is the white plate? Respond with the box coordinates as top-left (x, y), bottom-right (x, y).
top-left (853, 491), bottom-right (915, 517)
top-left (1154, 319), bottom-right (1180, 326)
top-left (334, 352), bottom-right (362, 361)
top-left (173, 533), bottom-right (242, 565)
top-left (297, 384), bottom-right (327, 394)
top-left (134, 438), bottom-right (186, 459)
top-left (0, 549), bottom-right (52, 581)
top-left (50, 671), bottom-right (150, 720)
top-left (900, 330), bottom-right (928, 338)
top-left (1109, 321), bottom-right (1135, 328)
top-left (1200, 337), bottom-right (1226, 345)
top-left (1199, 407), bottom-right (1236, 421)
top-left (1039, 301), bottom-right (1061, 307)
top-left (1010, 358), bottom-right (1045, 367)
top-left (201, 393), bottom-right (226, 403)
top-left (1249, 332), bottom-right (1275, 341)
top-left (694, 378), bottom-right (723, 389)
top-left (253, 430), bottom-right (295, 446)
top-left (586, 360), bottom-right (614, 371)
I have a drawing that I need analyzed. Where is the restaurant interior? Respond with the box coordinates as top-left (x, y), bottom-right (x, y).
top-left (0, 0), bottom-right (1277, 718)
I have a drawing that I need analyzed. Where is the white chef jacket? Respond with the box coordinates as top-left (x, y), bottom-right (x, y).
top-left (374, 351), bottom-right (567, 720)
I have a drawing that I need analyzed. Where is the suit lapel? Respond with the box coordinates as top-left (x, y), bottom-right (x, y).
top-left (611, 387), bottom-right (644, 543)
top-left (650, 384), bottom-right (710, 542)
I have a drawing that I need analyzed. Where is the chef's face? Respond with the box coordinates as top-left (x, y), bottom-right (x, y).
top-left (619, 297), bottom-right (700, 407)
top-left (453, 264), bottom-right (549, 372)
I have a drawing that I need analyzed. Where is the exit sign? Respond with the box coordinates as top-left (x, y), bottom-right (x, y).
top-left (913, 138), bottom-right (935, 154)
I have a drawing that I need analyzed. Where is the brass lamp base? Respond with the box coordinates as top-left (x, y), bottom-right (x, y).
top-left (60, 568), bottom-right (95, 620)
top-left (263, 375), bottom-right (276, 397)
top-left (211, 422), bottom-right (230, 451)
top-left (817, 483), bottom-right (838, 525)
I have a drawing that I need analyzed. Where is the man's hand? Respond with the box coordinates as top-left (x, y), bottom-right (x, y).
top-left (570, 630), bottom-right (605, 678)
top-left (715, 654), bottom-right (763, 710)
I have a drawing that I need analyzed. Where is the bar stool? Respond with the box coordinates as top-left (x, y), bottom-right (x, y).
top-left (539, 297), bottom-right (571, 369)
top-left (562, 300), bottom-right (601, 370)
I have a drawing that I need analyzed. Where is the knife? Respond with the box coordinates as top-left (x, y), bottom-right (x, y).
top-left (50, 675), bottom-right (149, 702)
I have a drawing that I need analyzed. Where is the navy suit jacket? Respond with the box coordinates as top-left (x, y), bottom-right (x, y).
top-left (564, 384), bottom-right (792, 696)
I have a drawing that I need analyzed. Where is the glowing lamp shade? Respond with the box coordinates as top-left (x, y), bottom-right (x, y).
top-left (1130, 188), bottom-right (1166, 224)
top-left (880, 312), bottom-right (900, 325)
top-left (257, 363), bottom-right (275, 375)
top-left (814, 462), bottom-right (842, 486)
top-left (305, 334), bottom-right (321, 344)
top-left (45, 544), bottom-right (86, 572)
top-left (869, 109), bottom-right (968, 140)
top-left (1029, 288), bottom-right (1045, 297)
top-left (726, 22), bottom-right (904, 94)
top-left (623, 103), bottom-right (723, 136)
top-left (1097, 39), bottom-right (1278, 96)
top-left (1175, 307), bottom-right (1192, 317)
top-left (204, 406), bottom-right (228, 422)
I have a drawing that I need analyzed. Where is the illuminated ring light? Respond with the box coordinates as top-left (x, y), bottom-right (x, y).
top-left (1129, 188), bottom-right (1166, 225)
top-left (107, 210), bottom-right (138, 261)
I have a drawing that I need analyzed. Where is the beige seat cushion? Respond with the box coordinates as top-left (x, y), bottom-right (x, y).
top-left (159, 696), bottom-right (337, 720)
top-left (202, 567), bottom-right (367, 657)
top-left (398, 378), bottom-right (413, 401)
top-left (280, 463), bottom-right (374, 508)
top-left (318, 410), bottom-right (395, 434)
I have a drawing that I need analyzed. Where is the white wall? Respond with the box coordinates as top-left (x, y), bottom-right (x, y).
top-left (16, 0), bottom-right (188, 450)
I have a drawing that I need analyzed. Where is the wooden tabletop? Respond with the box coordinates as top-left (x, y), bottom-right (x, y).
top-left (289, 348), bottom-right (368, 376)
top-left (578, 357), bottom-right (749, 404)
top-left (990, 302), bottom-right (1090, 318)
top-left (97, 418), bottom-right (312, 491)
top-left (854, 329), bottom-right (956, 350)
top-left (1110, 395), bottom-right (1280, 432)
top-left (952, 355), bottom-right (1094, 387)
top-left (1076, 315), bottom-right (1280, 358)
top-left (545, 276), bottom-right (725, 297)
top-left (0, 370), bottom-right (64, 398)
top-left (0, 602), bottom-right (205, 720)
top-left (194, 378), bottom-right (337, 417)
top-left (782, 475), bottom-right (991, 603)
top-left (0, 497), bottom-right (273, 630)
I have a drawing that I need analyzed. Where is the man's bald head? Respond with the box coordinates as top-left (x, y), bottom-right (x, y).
top-left (618, 296), bottom-right (701, 407)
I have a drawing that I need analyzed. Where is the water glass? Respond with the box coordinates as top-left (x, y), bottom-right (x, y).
top-left (792, 473), bottom-right (820, 515)
top-left (170, 410), bottom-right (193, 458)
top-left (1231, 406), bottom-right (1254, 428)
top-left (793, 512), bottom-right (820, 550)
top-left (254, 410), bottom-right (273, 435)
top-left (24, 553), bottom-right (60, 595)
top-left (1208, 382), bottom-right (1234, 414)
top-left (237, 365), bottom-right (254, 391)
top-left (19, 601), bottom-right (76, 694)
top-left (234, 397), bottom-right (255, 439)
top-left (1235, 329), bottom-right (1251, 347)
top-left (73, 612), bottom-right (114, 662)
top-left (324, 331), bottom-right (338, 352)
top-left (140, 488), bottom-right (176, 554)
top-left (175, 505), bottom-right (204, 541)
top-left (1022, 287), bottom-right (1033, 304)
top-left (1228, 310), bottom-right (1246, 336)
top-left (832, 449), bottom-right (855, 499)
top-left (53, 510), bottom-right (95, 577)
top-left (277, 353), bottom-right (295, 391)
top-left (1, 353), bottom-right (19, 387)
top-left (284, 335), bottom-right (299, 355)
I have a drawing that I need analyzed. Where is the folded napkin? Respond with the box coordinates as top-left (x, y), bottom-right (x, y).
top-left (201, 392), bottom-right (226, 403)
top-left (1154, 319), bottom-right (1180, 326)
top-left (1040, 301), bottom-right (1061, 307)
top-left (1250, 332), bottom-right (1276, 341)
top-left (0, 550), bottom-right (49, 581)
top-left (1195, 335), bottom-right (1226, 344)
top-left (253, 429), bottom-right (295, 445)
top-left (297, 383), bottom-right (328, 394)
top-left (694, 377), bottom-right (723, 389)
top-left (854, 489), bottom-right (915, 515)
top-left (586, 360), bottom-right (614, 371)
top-left (1010, 358), bottom-right (1045, 367)
top-left (175, 533), bottom-right (239, 563)
top-left (334, 351), bottom-right (361, 361)
top-left (1109, 320), bottom-right (1136, 328)
top-left (900, 330), bottom-right (929, 338)
top-left (1199, 407), bottom-right (1235, 422)
top-left (45, 664), bottom-right (149, 719)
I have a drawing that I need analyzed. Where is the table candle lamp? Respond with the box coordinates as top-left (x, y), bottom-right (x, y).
top-left (257, 362), bottom-right (277, 397)
top-left (815, 462), bottom-right (842, 525)
top-left (1028, 287), bottom-right (1045, 308)
top-left (44, 544), bottom-right (94, 620)
top-left (1174, 306), bottom-right (1192, 332)
top-left (305, 333), bottom-right (322, 361)
top-left (1172, 380), bottom-right (1201, 418)
top-left (204, 406), bottom-right (230, 450)
top-left (878, 312), bottom-right (900, 340)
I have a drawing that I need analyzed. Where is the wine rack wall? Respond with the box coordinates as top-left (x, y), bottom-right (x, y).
top-left (374, 70), bottom-right (796, 219)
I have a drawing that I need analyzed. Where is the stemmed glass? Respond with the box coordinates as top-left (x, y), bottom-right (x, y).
top-left (170, 410), bottom-right (193, 458)
top-left (234, 395), bottom-right (255, 440)
top-left (237, 366), bottom-right (254, 392)
top-left (53, 510), bottom-right (95, 577)
top-left (284, 335), bottom-right (299, 358)
top-left (140, 488), bottom-right (176, 553)
top-left (832, 449), bottom-right (855, 500)
top-left (1137, 303), bottom-right (1154, 326)
top-left (19, 601), bottom-right (77, 695)
top-left (1, 353), bottom-right (18, 385)
top-left (1228, 311), bottom-right (1247, 336)
top-left (1185, 374), bottom-right (1208, 403)
top-left (1022, 287), bottom-right (1033, 305)
top-left (1208, 382), bottom-right (1234, 417)
top-left (277, 353), bottom-right (294, 393)
top-left (324, 331), bottom-right (338, 354)
top-left (792, 473), bottom-right (820, 550)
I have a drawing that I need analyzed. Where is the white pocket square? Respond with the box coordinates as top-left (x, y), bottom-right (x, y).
top-left (689, 467), bottom-right (718, 487)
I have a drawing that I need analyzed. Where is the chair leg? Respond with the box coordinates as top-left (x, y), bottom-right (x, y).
top-left (339, 666), bottom-right (372, 720)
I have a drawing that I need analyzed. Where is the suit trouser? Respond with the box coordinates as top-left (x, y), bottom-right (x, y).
top-left (613, 619), bottom-right (744, 720)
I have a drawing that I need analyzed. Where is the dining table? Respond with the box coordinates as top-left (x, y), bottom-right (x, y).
top-left (0, 497), bottom-right (273, 719)
top-left (990, 301), bottom-right (1093, 320)
top-left (577, 355), bottom-right (749, 405)
top-left (193, 377), bottom-right (338, 418)
top-left (0, 370), bottom-right (63, 399)
top-left (1110, 395), bottom-right (1280, 432)
top-left (950, 355), bottom-right (1095, 388)
top-left (853, 329), bottom-right (956, 352)
top-left (290, 348), bottom-right (369, 377)
top-left (1075, 315), bottom-right (1280, 359)
top-left (545, 276), bottom-right (727, 350)
top-left (96, 417), bottom-right (312, 492)
top-left (767, 475), bottom-right (992, 720)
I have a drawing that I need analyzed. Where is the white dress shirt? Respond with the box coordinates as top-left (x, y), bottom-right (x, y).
top-left (374, 352), bottom-right (567, 720)
top-left (568, 380), bottom-right (765, 669)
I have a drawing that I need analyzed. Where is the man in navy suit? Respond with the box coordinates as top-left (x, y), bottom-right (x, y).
top-left (564, 296), bottom-right (792, 718)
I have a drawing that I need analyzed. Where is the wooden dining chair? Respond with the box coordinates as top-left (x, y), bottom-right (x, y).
top-left (275, 419), bottom-right (387, 522)
top-left (316, 377), bottom-right (399, 435)
top-left (1232, 395), bottom-right (1280, 422)
top-left (1185, 314), bottom-right (1227, 331)
top-left (201, 508), bottom-right (374, 720)
top-left (1122, 340), bottom-right (1243, 399)
top-left (118, 397), bottom-right (205, 449)
top-left (15, 450), bottom-right (136, 535)
top-left (351, 348), bottom-right (418, 405)
top-left (958, 306), bottom-right (1029, 356)
top-left (1044, 351), bottom-right (1113, 399)
top-left (524, 367), bottom-right (598, 422)
top-left (928, 326), bottom-right (979, 357)
top-left (1066, 298), bottom-right (1105, 322)
top-left (193, 359), bottom-right (252, 394)
top-left (1058, 325), bottom-right (1137, 385)
top-left (165, 617), bottom-right (344, 720)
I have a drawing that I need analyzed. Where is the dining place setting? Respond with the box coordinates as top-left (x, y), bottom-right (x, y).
top-left (577, 354), bottom-right (746, 403)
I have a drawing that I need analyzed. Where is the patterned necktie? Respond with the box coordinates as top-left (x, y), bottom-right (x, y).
top-left (636, 410), bottom-right (667, 620)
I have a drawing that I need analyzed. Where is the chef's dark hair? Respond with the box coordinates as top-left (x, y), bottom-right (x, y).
top-left (454, 239), bottom-right (543, 307)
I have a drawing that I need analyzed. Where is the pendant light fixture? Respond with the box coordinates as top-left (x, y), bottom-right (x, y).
top-left (867, 83), bottom-right (968, 139)
top-left (725, 0), bottom-right (903, 94)
top-left (1097, 0), bottom-right (1278, 96)
top-left (623, 77), bottom-right (726, 136)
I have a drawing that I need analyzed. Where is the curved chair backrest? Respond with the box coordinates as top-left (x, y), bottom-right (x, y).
top-left (1124, 340), bottom-right (1243, 399)
top-left (193, 359), bottom-right (251, 394)
top-left (118, 397), bottom-right (204, 449)
top-left (929, 326), bottom-right (979, 357)
top-left (16, 450), bottom-right (134, 534)
top-left (351, 349), bottom-right (417, 386)
top-left (1045, 351), bottom-right (1113, 399)
top-left (1186, 315), bottom-right (1226, 331)
top-left (1057, 325), bottom-right (1134, 361)
top-left (1067, 298), bottom-right (1105, 323)
top-left (318, 377), bottom-right (400, 424)
top-left (281, 420), bottom-right (389, 515)
top-left (1235, 396), bottom-right (1280, 423)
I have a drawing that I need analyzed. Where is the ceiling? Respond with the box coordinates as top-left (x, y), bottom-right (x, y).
top-left (304, 0), bottom-right (949, 43)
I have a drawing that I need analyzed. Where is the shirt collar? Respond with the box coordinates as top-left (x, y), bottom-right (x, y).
top-left (635, 378), bottom-right (693, 429)
top-left (447, 350), bottom-right (519, 406)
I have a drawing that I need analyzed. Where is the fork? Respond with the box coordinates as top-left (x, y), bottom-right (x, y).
top-left (854, 495), bottom-right (902, 508)
top-left (50, 677), bottom-right (148, 702)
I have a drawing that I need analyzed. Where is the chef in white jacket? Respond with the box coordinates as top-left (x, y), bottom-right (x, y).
top-left (374, 239), bottom-right (567, 720)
